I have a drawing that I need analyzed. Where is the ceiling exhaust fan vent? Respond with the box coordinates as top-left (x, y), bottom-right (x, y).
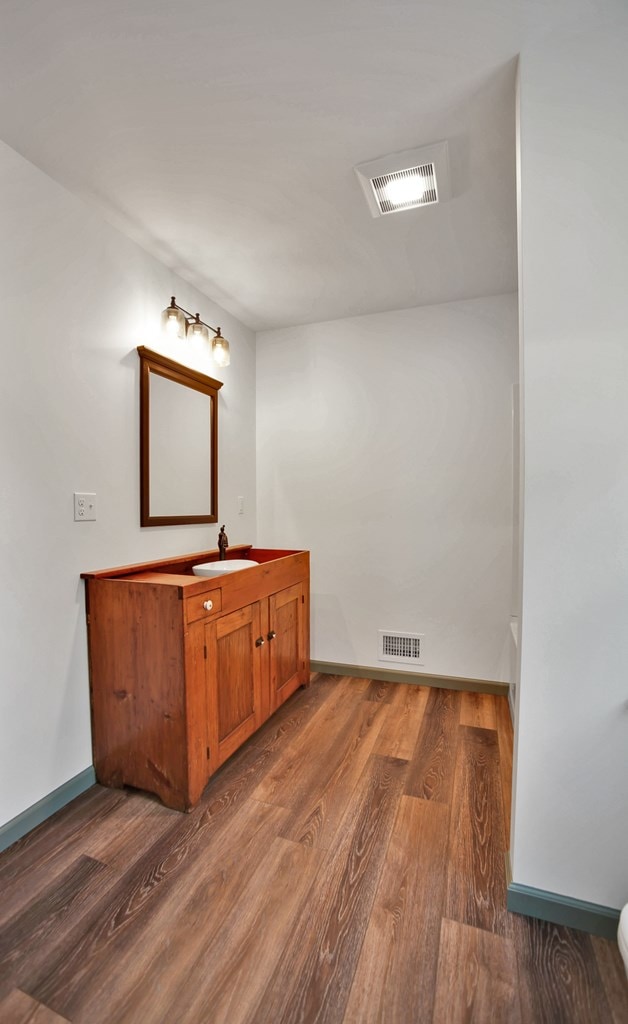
top-left (354, 141), bottom-right (451, 219)
top-left (371, 163), bottom-right (437, 214)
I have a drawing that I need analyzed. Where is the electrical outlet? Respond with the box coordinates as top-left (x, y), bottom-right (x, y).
top-left (74, 492), bottom-right (97, 521)
top-left (237, 495), bottom-right (245, 515)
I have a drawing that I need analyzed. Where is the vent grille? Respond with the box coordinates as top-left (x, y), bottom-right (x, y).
top-left (370, 162), bottom-right (438, 215)
top-left (378, 630), bottom-right (424, 664)
top-left (354, 141), bottom-right (450, 219)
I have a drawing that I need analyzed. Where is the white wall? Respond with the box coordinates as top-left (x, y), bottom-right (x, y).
top-left (0, 140), bottom-right (257, 829)
top-left (257, 296), bottom-right (517, 682)
top-left (512, 16), bottom-right (628, 909)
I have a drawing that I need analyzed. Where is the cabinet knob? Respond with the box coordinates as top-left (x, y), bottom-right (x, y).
top-left (203, 600), bottom-right (213, 611)
top-left (255, 636), bottom-right (265, 647)
top-left (267, 630), bottom-right (276, 641)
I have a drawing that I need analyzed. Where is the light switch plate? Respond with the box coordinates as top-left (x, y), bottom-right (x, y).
top-left (74, 492), bottom-right (96, 521)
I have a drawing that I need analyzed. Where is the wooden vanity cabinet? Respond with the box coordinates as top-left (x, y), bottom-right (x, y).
top-left (82, 546), bottom-right (309, 811)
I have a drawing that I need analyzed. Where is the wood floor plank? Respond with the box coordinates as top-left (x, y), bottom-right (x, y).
top-left (344, 795), bottom-right (449, 1024)
top-left (21, 742), bottom-right (280, 1020)
top-left (363, 678), bottom-right (396, 703)
top-left (590, 935), bottom-right (628, 1023)
top-left (0, 787), bottom-right (126, 924)
top-left (0, 989), bottom-right (70, 1023)
top-left (432, 917), bottom-right (521, 1023)
top-left (494, 693), bottom-right (514, 845)
top-left (332, 675), bottom-right (375, 694)
top-left (0, 786), bottom-right (122, 876)
top-left (75, 799), bottom-right (292, 1024)
top-left (404, 687), bottom-right (461, 803)
top-left (247, 674), bottom-right (338, 753)
top-left (279, 697), bottom-right (390, 849)
top-left (373, 683), bottom-right (429, 761)
top-left (1, 679), bottom-right (625, 1024)
top-left (459, 690), bottom-right (497, 730)
top-left (252, 677), bottom-right (384, 809)
top-left (444, 725), bottom-right (509, 936)
top-left (80, 787), bottom-right (186, 869)
top-left (0, 856), bottom-right (111, 1000)
top-left (514, 914), bottom-right (615, 1023)
top-left (1, 796), bottom-right (182, 993)
top-left (252, 754), bottom-right (409, 1024)
top-left (170, 837), bottom-right (324, 1024)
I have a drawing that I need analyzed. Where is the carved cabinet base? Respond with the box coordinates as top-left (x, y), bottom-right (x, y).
top-left (82, 547), bottom-right (310, 811)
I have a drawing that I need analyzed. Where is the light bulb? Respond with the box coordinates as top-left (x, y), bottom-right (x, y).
top-left (165, 311), bottom-right (181, 334)
top-left (212, 333), bottom-right (230, 367)
top-left (384, 175), bottom-right (426, 207)
top-left (161, 297), bottom-right (186, 338)
top-left (187, 315), bottom-right (209, 342)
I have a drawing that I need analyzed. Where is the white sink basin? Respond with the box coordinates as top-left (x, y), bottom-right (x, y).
top-left (193, 559), bottom-right (259, 577)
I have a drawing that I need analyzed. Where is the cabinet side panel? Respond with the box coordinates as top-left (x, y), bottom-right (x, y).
top-left (86, 579), bottom-right (188, 809)
top-left (302, 560), bottom-right (310, 683)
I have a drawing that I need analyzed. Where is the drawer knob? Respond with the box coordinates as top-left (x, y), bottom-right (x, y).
top-left (267, 630), bottom-right (276, 641)
top-left (255, 636), bottom-right (265, 647)
top-left (203, 600), bottom-right (213, 611)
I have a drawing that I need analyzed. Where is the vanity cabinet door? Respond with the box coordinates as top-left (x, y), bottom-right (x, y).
top-left (268, 582), bottom-right (307, 713)
top-left (205, 602), bottom-right (264, 768)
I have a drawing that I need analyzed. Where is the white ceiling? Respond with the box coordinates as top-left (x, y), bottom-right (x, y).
top-left (0, 1), bottom-right (592, 330)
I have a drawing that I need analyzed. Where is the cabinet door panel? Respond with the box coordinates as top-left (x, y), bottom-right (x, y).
top-left (269, 583), bottom-right (306, 712)
top-left (206, 603), bottom-right (263, 766)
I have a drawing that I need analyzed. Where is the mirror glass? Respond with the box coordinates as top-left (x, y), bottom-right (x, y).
top-left (138, 347), bottom-right (222, 526)
top-left (149, 374), bottom-right (211, 517)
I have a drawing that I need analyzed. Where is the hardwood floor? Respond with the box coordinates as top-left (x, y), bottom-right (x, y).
top-left (0, 675), bottom-right (626, 1023)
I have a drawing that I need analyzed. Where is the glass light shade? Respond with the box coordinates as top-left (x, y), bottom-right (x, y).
top-left (187, 315), bottom-right (210, 342)
top-left (212, 332), bottom-right (230, 367)
top-left (161, 298), bottom-right (186, 338)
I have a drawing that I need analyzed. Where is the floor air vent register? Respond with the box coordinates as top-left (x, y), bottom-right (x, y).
top-left (378, 629), bottom-right (424, 665)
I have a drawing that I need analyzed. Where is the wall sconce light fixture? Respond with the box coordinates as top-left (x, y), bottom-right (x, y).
top-left (161, 296), bottom-right (231, 367)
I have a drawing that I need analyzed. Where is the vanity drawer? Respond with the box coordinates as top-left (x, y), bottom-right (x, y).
top-left (186, 588), bottom-right (223, 623)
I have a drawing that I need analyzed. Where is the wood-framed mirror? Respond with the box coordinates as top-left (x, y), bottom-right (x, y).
top-left (137, 346), bottom-right (223, 527)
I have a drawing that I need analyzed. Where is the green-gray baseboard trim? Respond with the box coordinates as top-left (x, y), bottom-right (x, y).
top-left (507, 881), bottom-right (620, 940)
top-left (0, 766), bottom-right (96, 854)
top-left (310, 661), bottom-right (508, 696)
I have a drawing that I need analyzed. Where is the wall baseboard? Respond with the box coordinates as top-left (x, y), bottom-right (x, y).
top-left (310, 660), bottom-right (508, 696)
top-left (0, 766), bottom-right (96, 854)
top-left (505, 852), bottom-right (620, 939)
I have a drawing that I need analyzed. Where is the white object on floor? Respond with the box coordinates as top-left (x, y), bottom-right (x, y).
top-left (619, 904), bottom-right (628, 978)
top-left (193, 559), bottom-right (259, 577)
